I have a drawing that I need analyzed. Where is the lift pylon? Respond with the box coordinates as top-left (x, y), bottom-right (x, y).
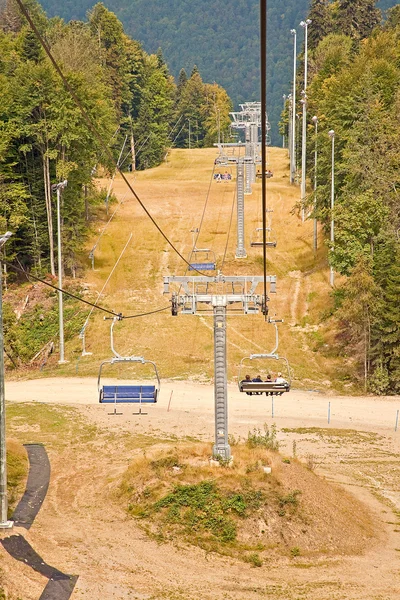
top-left (164, 273), bottom-right (276, 459)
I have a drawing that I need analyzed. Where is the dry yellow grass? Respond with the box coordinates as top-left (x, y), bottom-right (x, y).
top-left (7, 438), bottom-right (28, 513)
top-left (55, 147), bottom-right (345, 389)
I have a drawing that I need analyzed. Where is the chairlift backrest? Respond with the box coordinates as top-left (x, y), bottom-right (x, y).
top-left (98, 318), bottom-right (160, 397)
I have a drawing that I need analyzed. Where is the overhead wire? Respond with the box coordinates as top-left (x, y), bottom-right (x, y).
top-left (3, 260), bottom-right (171, 320)
top-left (187, 162), bottom-right (216, 266)
top-left (119, 115), bottom-right (184, 170)
top-left (14, 0), bottom-right (204, 277)
top-left (81, 233), bottom-right (133, 335)
top-left (3, 260), bottom-right (119, 317)
top-left (260, 0), bottom-right (268, 320)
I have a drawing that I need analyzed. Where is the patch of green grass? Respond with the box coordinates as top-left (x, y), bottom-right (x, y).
top-left (244, 552), bottom-right (263, 567)
top-left (134, 480), bottom-right (265, 546)
top-left (6, 402), bottom-right (95, 449)
top-left (247, 423), bottom-right (279, 451)
top-left (4, 292), bottom-right (85, 366)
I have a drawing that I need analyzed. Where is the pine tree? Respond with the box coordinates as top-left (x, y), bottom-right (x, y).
top-left (385, 5), bottom-right (400, 29)
top-left (308, 0), bottom-right (333, 50)
top-left (370, 234), bottom-right (400, 394)
top-left (337, 256), bottom-right (381, 390)
top-left (336, 0), bottom-right (382, 41)
top-left (177, 68), bottom-right (188, 93)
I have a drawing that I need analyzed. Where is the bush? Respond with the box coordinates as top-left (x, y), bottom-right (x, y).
top-left (246, 423), bottom-right (279, 451)
top-left (244, 552), bottom-right (263, 567)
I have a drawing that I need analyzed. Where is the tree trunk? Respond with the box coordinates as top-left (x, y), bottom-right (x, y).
top-left (84, 185), bottom-right (89, 221)
top-left (130, 116), bottom-right (136, 172)
top-left (43, 150), bottom-right (55, 275)
top-left (364, 323), bottom-right (368, 392)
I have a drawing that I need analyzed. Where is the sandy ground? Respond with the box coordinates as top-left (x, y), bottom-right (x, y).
top-left (2, 378), bottom-right (400, 600)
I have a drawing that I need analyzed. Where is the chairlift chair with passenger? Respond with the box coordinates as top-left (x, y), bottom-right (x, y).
top-left (238, 320), bottom-right (291, 396)
top-left (256, 169), bottom-right (273, 179)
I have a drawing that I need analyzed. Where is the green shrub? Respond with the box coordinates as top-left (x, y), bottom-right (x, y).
top-left (244, 552), bottom-right (263, 567)
top-left (246, 423), bottom-right (279, 451)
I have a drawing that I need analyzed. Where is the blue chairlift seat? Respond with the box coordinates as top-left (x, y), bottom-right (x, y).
top-left (189, 262), bottom-right (216, 271)
top-left (99, 385), bottom-right (158, 404)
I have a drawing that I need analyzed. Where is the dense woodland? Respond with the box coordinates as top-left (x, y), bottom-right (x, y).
top-left (0, 0), bottom-right (231, 277)
top-left (282, 0), bottom-right (400, 393)
top-left (38, 0), bottom-right (399, 145)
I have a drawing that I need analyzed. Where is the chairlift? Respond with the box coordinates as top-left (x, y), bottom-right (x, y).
top-left (238, 320), bottom-right (291, 396)
top-left (214, 167), bottom-right (233, 183)
top-left (256, 169), bottom-right (273, 179)
top-left (188, 247), bottom-right (217, 271)
top-left (98, 316), bottom-right (160, 414)
top-left (250, 227), bottom-right (277, 248)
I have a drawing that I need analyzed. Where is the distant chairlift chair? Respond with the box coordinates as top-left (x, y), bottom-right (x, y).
top-left (250, 227), bottom-right (277, 248)
top-left (188, 247), bottom-right (217, 271)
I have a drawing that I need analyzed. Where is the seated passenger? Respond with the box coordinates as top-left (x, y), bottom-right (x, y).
top-left (252, 374), bottom-right (263, 394)
top-left (265, 373), bottom-right (272, 395)
top-left (241, 374), bottom-right (253, 395)
top-left (275, 372), bottom-right (287, 384)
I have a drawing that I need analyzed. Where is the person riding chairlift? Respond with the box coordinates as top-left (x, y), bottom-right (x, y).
top-left (252, 374), bottom-right (263, 395)
top-left (275, 372), bottom-right (287, 384)
top-left (241, 374), bottom-right (253, 395)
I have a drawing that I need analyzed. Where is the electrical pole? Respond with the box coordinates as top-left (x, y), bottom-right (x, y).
top-left (282, 94), bottom-right (287, 148)
top-left (290, 29), bottom-right (297, 184)
top-left (329, 130), bottom-right (335, 287)
top-left (0, 232), bottom-right (13, 529)
top-left (300, 19), bottom-right (311, 221)
top-left (312, 115), bottom-right (318, 252)
top-left (288, 94), bottom-right (293, 167)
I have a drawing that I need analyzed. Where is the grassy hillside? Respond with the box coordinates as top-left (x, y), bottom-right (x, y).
top-left (36, 146), bottom-right (350, 392)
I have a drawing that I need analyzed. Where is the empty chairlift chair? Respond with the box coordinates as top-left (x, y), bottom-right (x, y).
top-left (98, 317), bottom-right (160, 415)
top-left (250, 227), bottom-right (277, 248)
top-left (188, 248), bottom-right (217, 272)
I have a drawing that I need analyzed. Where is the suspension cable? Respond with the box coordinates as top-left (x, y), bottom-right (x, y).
top-left (188, 163), bottom-right (216, 265)
top-left (4, 260), bottom-right (171, 320)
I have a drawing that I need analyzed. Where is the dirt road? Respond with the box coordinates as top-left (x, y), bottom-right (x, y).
top-left (2, 378), bottom-right (400, 599)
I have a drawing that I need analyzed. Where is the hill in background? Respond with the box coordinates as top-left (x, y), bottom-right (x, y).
top-left (39, 0), bottom-right (397, 145)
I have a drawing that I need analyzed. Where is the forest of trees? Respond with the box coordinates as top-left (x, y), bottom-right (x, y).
top-left (0, 0), bottom-right (232, 278)
top-left (282, 0), bottom-right (400, 394)
top-left (38, 0), bottom-right (399, 145)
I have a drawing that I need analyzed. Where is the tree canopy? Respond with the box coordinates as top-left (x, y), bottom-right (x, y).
top-left (0, 0), bottom-right (232, 277)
